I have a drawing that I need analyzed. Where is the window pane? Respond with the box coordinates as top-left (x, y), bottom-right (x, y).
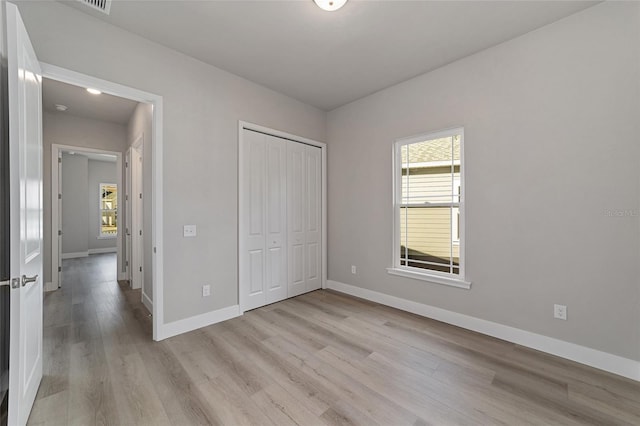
top-left (400, 206), bottom-right (457, 272)
top-left (401, 137), bottom-right (457, 204)
top-left (100, 184), bottom-right (117, 235)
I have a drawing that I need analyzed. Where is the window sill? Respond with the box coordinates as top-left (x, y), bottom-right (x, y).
top-left (386, 267), bottom-right (471, 289)
top-left (98, 235), bottom-right (117, 240)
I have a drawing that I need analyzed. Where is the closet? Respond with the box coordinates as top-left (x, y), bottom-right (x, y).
top-left (240, 127), bottom-right (322, 311)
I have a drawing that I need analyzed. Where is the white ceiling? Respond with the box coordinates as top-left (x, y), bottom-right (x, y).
top-left (42, 77), bottom-right (139, 125)
top-left (60, 0), bottom-right (597, 111)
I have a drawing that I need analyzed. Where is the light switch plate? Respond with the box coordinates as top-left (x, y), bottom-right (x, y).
top-left (183, 225), bottom-right (197, 237)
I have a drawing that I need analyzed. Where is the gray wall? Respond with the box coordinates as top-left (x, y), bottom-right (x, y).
top-left (88, 159), bottom-right (117, 250)
top-left (326, 2), bottom-right (640, 361)
top-left (126, 103), bottom-right (153, 300)
top-left (43, 111), bottom-right (127, 282)
top-left (60, 153), bottom-right (88, 254)
top-left (60, 155), bottom-right (118, 255)
top-left (18, 1), bottom-right (326, 323)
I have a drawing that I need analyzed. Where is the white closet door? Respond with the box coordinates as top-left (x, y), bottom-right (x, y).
top-left (242, 130), bottom-right (267, 310)
top-left (305, 145), bottom-right (322, 291)
top-left (287, 141), bottom-right (306, 297)
top-left (241, 130), bottom-right (288, 310)
top-left (264, 135), bottom-right (288, 304)
top-left (288, 143), bottom-right (322, 296)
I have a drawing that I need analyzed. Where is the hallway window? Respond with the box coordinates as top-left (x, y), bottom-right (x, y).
top-left (100, 183), bottom-right (117, 237)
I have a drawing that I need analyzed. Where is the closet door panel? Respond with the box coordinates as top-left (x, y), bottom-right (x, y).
top-left (242, 131), bottom-right (267, 310)
top-left (265, 136), bottom-right (288, 304)
top-left (305, 146), bottom-right (322, 291)
top-left (288, 141), bottom-right (306, 297)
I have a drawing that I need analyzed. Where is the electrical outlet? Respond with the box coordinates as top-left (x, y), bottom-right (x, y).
top-left (202, 284), bottom-right (211, 297)
top-left (554, 304), bottom-right (567, 320)
top-left (351, 265), bottom-right (357, 274)
top-left (183, 225), bottom-right (197, 237)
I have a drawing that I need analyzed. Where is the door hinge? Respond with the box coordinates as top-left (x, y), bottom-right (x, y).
top-left (58, 157), bottom-right (62, 163)
top-left (125, 260), bottom-right (129, 267)
top-left (0, 278), bottom-right (20, 289)
top-left (125, 161), bottom-right (128, 168)
top-left (139, 193), bottom-right (142, 199)
top-left (58, 266), bottom-right (62, 272)
top-left (125, 195), bottom-right (128, 201)
top-left (58, 230), bottom-right (62, 236)
top-left (58, 193), bottom-right (62, 199)
top-left (153, 247), bottom-right (157, 254)
top-left (139, 230), bottom-right (142, 236)
top-left (139, 266), bottom-right (142, 272)
top-left (126, 228), bottom-right (129, 235)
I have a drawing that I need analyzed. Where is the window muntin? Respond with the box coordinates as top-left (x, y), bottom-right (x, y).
top-left (395, 129), bottom-right (463, 278)
top-left (100, 183), bottom-right (117, 237)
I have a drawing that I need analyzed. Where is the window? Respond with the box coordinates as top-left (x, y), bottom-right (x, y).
top-left (388, 128), bottom-right (469, 288)
top-left (99, 183), bottom-right (117, 237)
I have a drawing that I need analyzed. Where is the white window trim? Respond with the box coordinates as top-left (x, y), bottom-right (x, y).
top-left (389, 127), bottom-right (470, 290)
top-left (99, 182), bottom-right (118, 238)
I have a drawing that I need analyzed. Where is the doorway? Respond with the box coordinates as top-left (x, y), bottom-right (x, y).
top-left (127, 135), bottom-right (146, 308)
top-left (41, 64), bottom-right (164, 340)
top-left (52, 146), bottom-right (122, 293)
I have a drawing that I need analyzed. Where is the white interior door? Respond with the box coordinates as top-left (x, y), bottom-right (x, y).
top-left (304, 145), bottom-right (322, 292)
top-left (6, 3), bottom-right (43, 425)
top-left (264, 135), bottom-right (287, 304)
top-left (288, 143), bottom-right (322, 296)
top-left (131, 144), bottom-right (143, 290)
top-left (240, 127), bottom-right (322, 311)
top-left (287, 141), bottom-right (306, 297)
top-left (56, 151), bottom-right (62, 287)
top-left (125, 148), bottom-right (131, 282)
top-left (241, 130), bottom-right (288, 310)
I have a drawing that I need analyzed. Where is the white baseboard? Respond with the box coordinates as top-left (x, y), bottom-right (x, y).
top-left (157, 305), bottom-right (241, 341)
top-left (61, 251), bottom-right (88, 259)
top-left (327, 280), bottom-right (640, 382)
top-left (142, 292), bottom-right (153, 313)
top-left (88, 247), bottom-right (117, 255)
top-left (44, 282), bottom-right (58, 292)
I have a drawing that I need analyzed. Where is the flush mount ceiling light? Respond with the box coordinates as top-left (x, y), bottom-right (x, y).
top-left (54, 104), bottom-right (68, 112)
top-left (86, 88), bottom-right (102, 95)
top-left (313, 0), bottom-right (347, 12)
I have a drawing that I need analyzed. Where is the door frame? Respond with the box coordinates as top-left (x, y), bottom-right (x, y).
top-left (41, 63), bottom-right (165, 341)
top-left (238, 121), bottom-right (327, 313)
top-left (50, 145), bottom-right (123, 292)
top-left (128, 135), bottom-right (143, 293)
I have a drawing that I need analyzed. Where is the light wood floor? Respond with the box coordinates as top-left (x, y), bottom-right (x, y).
top-left (29, 254), bottom-right (640, 425)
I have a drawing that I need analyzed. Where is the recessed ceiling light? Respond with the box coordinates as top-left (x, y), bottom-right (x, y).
top-left (313, 0), bottom-right (347, 12)
top-left (54, 104), bottom-right (68, 112)
top-left (86, 88), bottom-right (102, 95)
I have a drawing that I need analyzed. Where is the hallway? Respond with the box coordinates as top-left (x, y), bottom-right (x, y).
top-left (29, 254), bottom-right (154, 425)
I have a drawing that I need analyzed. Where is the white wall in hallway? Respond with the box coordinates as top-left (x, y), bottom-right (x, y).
top-left (44, 112), bottom-right (127, 271)
top-left (60, 155), bottom-right (118, 256)
top-left (61, 153), bottom-right (88, 255)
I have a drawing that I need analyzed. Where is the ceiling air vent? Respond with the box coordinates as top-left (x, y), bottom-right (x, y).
top-left (77, 0), bottom-right (112, 15)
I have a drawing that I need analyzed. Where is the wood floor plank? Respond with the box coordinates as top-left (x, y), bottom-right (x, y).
top-left (30, 254), bottom-right (640, 426)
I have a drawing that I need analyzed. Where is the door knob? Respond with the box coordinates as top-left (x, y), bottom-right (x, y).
top-left (21, 274), bottom-right (38, 287)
